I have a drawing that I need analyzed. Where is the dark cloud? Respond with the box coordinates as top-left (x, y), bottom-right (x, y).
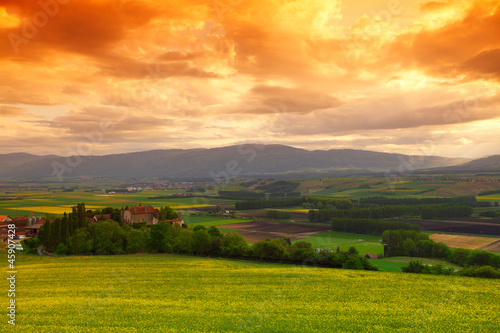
top-left (461, 49), bottom-right (500, 78)
top-left (0, 105), bottom-right (28, 116)
top-left (244, 85), bottom-right (342, 114)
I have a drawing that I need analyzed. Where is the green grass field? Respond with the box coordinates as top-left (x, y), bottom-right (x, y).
top-left (368, 257), bottom-right (460, 273)
top-left (367, 259), bottom-right (406, 273)
top-left (182, 216), bottom-right (252, 227)
top-left (293, 231), bottom-right (383, 256)
top-left (383, 257), bottom-right (461, 269)
top-left (4, 252), bottom-right (500, 332)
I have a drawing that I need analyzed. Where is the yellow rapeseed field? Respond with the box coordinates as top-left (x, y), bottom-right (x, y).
top-left (4, 253), bottom-right (500, 332)
top-left (8, 205), bottom-right (103, 215)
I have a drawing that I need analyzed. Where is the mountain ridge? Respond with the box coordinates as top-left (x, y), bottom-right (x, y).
top-left (0, 144), bottom-right (475, 180)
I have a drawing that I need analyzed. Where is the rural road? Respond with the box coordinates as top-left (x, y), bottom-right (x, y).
top-left (37, 246), bottom-right (53, 257)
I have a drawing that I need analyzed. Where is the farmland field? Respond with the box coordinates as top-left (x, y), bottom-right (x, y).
top-left (3, 252), bottom-right (500, 332)
top-left (0, 190), bottom-right (233, 216)
top-left (292, 230), bottom-right (383, 256)
top-left (215, 221), bottom-right (330, 243)
top-left (408, 218), bottom-right (500, 236)
top-left (182, 216), bottom-right (252, 227)
top-left (429, 233), bottom-right (500, 250)
top-left (381, 257), bottom-right (461, 269)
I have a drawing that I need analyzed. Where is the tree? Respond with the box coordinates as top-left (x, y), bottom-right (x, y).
top-left (70, 207), bottom-right (79, 233)
top-left (253, 239), bottom-right (286, 260)
top-left (416, 240), bottom-right (433, 258)
top-left (147, 222), bottom-right (171, 253)
top-left (402, 239), bottom-right (416, 257)
top-left (77, 203), bottom-right (86, 228)
top-left (342, 256), bottom-right (364, 270)
top-left (192, 229), bottom-right (211, 255)
top-left (221, 233), bottom-right (248, 257)
top-left (61, 212), bottom-right (70, 247)
top-left (348, 246), bottom-right (358, 255)
top-left (431, 242), bottom-right (451, 260)
top-left (160, 206), bottom-right (179, 221)
top-left (335, 200), bottom-right (353, 210)
top-left (173, 228), bottom-right (193, 254)
top-left (55, 243), bottom-right (68, 255)
top-left (295, 241), bottom-right (312, 249)
top-left (126, 229), bottom-right (146, 253)
top-left (52, 218), bottom-right (61, 251)
top-left (207, 226), bottom-right (222, 238)
top-left (92, 220), bottom-right (125, 254)
top-left (70, 229), bottom-right (92, 254)
top-left (382, 230), bottom-right (403, 257)
top-left (193, 225), bottom-right (206, 232)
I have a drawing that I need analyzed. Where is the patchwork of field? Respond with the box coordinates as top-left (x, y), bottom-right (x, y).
top-left (5, 252), bottom-right (500, 332)
top-left (215, 221), bottom-right (330, 242)
top-left (0, 190), bottom-right (233, 216)
top-left (429, 233), bottom-right (500, 250)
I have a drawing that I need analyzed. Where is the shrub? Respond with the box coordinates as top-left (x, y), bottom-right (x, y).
top-left (55, 243), bottom-right (68, 255)
top-left (458, 266), bottom-right (500, 279)
top-left (342, 256), bottom-right (364, 270)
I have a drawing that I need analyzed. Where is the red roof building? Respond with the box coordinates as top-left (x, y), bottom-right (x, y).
top-left (120, 204), bottom-right (160, 225)
top-left (0, 215), bottom-right (12, 223)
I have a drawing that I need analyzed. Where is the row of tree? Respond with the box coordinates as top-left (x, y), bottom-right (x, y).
top-left (308, 204), bottom-right (473, 223)
top-left (402, 261), bottom-right (500, 279)
top-left (381, 229), bottom-right (500, 268)
top-left (266, 210), bottom-right (292, 220)
top-left (479, 210), bottom-right (500, 218)
top-left (235, 197), bottom-right (353, 211)
top-left (478, 189), bottom-right (500, 196)
top-left (39, 203), bottom-right (89, 251)
top-left (331, 218), bottom-right (420, 235)
top-left (39, 216), bottom-right (379, 271)
top-left (235, 198), bottom-right (304, 210)
top-left (149, 224), bottom-right (378, 270)
top-left (359, 195), bottom-right (478, 206)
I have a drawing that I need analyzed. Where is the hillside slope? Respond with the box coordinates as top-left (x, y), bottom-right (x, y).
top-left (0, 144), bottom-right (470, 179)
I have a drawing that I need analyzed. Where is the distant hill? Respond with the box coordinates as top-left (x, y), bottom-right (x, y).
top-left (0, 144), bottom-right (471, 180)
top-left (423, 155), bottom-right (500, 174)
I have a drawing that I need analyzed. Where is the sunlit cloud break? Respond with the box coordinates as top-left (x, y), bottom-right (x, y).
top-left (0, 0), bottom-right (499, 158)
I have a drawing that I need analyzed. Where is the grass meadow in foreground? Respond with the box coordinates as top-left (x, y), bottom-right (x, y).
top-left (3, 252), bottom-right (500, 332)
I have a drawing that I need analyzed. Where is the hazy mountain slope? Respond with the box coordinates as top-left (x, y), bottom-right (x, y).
top-left (0, 145), bottom-right (471, 179)
top-left (424, 155), bottom-right (500, 174)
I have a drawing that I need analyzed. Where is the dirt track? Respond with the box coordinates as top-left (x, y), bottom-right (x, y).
top-left (218, 221), bottom-right (330, 242)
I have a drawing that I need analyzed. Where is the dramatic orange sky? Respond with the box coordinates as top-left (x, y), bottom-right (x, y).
top-left (0, 0), bottom-right (499, 158)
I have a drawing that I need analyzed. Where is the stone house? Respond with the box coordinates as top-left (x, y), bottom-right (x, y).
top-left (120, 204), bottom-right (160, 225)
